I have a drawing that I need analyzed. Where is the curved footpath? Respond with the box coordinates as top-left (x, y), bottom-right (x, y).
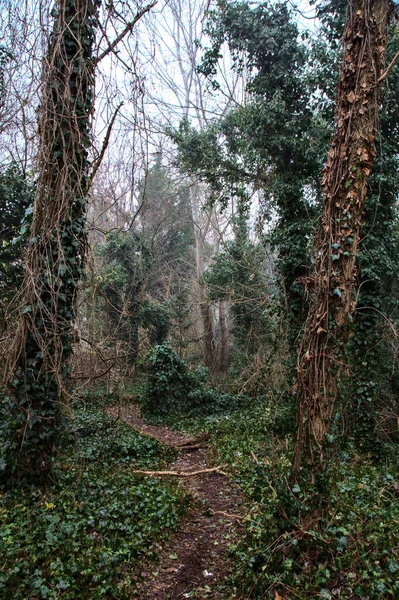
top-left (109, 405), bottom-right (244, 599)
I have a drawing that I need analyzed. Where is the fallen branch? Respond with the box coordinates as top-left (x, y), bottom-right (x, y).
top-left (131, 465), bottom-right (227, 477)
top-left (178, 443), bottom-right (204, 451)
top-left (251, 450), bottom-right (259, 464)
top-left (211, 509), bottom-right (243, 523)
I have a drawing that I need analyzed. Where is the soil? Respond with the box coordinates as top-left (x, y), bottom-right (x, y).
top-left (109, 405), bottom-right (244, 599)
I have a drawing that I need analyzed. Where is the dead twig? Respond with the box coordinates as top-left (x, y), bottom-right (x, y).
top-left (89, 102), bottom-right (123, 185)
top-left (378, 49), bottom-right (399, 83)
top-left (251, 450), bottom-right (259, 464)
top-left (173, 434), bottom-right (210, 447)
top-left (211, 509), bottom-right (243, 523)
top-left (95, 2), bottom-right (157, 65)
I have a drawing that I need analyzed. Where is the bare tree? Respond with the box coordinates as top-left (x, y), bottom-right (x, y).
top-left (138, 0), bottom-right (245, 369)
top-left (0, 0), bottom-right (45, 171)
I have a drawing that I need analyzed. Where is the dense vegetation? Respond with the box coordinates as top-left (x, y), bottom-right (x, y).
top-left (1, 393), bottom-right (187, 598)
top-left (1, 0), bottom-right (399, 598)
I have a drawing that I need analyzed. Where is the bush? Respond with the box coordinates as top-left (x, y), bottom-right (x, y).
top-left (141, 342), bottom-right (246, 418)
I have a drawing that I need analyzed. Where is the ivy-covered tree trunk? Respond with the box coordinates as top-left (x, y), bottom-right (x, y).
top-left (6, 0), bottom-right (99, 476)
top-left (292, 0), bottom-right (391, 482)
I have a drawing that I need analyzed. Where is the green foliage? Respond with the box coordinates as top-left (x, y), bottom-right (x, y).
top-left (97, 230), bottom-right (153, 359)
top-left (204, 199), bottom-right (271, 357)
top-left (141, 342), bottom-right (244, 418)
top-left (97, 231), bottom-right (172, 356)
top-left (141, 300), bottom-right (171, 346)
top-left (141, 342), bottom-right (206, 416)
top-left (140, 155), bottom-right (195, 273)
top-left (0, 166), bottom-right (33, 305)
top-left (172, 0), bottom-right (328, 334)
top-left (188, 0), bottom-right (399, 453)
top-left (0, 397), bottom-right (188, 599)
top-left (231, 453), bottom-right (399, 599)
top-left (171, 403), bottom-right (399, 599)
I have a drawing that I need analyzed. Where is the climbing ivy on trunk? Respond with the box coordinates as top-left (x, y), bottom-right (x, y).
top-left (292, 0), bottom-right (392, 485)
top-left (4, 0), bottom-right (100, 478)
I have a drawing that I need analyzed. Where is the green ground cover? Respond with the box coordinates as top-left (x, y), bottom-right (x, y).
top-left (0, 393), bottom-right (189, 599)
top-left (150, 402), bottom-right (399, 599)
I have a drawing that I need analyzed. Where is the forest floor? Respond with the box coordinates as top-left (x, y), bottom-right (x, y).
top-left (109, 404), bottom-right (244, 599)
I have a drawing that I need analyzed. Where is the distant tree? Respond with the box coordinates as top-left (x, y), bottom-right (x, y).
top-left (174, 0), bottom-right (326, 335)
top-left (98, 230), bottom-right (153, 363)
top-left (204, 195), bottom-right (268, 361)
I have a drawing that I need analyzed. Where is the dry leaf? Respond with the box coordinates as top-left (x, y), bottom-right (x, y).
top-left (347, 91), bottom-right (356, 103)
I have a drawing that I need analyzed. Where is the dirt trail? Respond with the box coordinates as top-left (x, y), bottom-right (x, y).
top-left (110, 405), bottom-right (243, 599)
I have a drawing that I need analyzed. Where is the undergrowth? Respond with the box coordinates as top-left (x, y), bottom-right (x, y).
top-left (141, 342), bottom-right (248, 419)
top-left (150, 401), bottom-right (399, 599)
top-left (0, 390), bottom-right (189, 599)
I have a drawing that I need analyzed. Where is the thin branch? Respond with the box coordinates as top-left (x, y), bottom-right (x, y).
top-left (95, 2), bottom-right (157, 65)
top-left (378, 49), bottom-right (399, 83)
top-left (72, 364), bottom-right (114, 380)
top-left (90, 102), bottom-right (123, 184)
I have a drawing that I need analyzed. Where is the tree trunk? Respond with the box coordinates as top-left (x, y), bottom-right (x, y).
top-left (219, 299), bottom-right (229, 373)
top-left (292, 0), bottom-right (391, 481)
top-left (6, 0), bottom-right (99, 476)
top-left (190, 184), bottom-right (216, 371)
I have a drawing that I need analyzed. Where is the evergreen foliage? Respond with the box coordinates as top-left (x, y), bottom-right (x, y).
top-left (142, 342), bottom-right (243, 418)
top-left (0, 395), bottom-right (187, 599)
top-left (98, 231), bottom-right (154, 360)
top-left (0, 166), bottom-right (33, 305)
top-left (204, 197), bottom-right (270, 358)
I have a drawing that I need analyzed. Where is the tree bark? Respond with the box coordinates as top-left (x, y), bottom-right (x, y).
top-left (190, 184), bottom-right (216, 371)
top-left (6, 0), bottom-right (99, 475)
top-left (292, 0), bottom-right (391, 480)
top-left (219, 299), bottom-right (229, 373)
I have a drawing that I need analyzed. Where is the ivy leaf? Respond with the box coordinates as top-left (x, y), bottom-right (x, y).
top-left (389, 559), bottom-right (398, 573)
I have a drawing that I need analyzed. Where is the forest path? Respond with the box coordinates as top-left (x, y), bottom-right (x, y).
top-left (109, 405), bottom-right (243, 599)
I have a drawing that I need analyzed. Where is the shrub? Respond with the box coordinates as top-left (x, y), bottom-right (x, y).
top-left (141, 342), bottom-right (246, 418)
